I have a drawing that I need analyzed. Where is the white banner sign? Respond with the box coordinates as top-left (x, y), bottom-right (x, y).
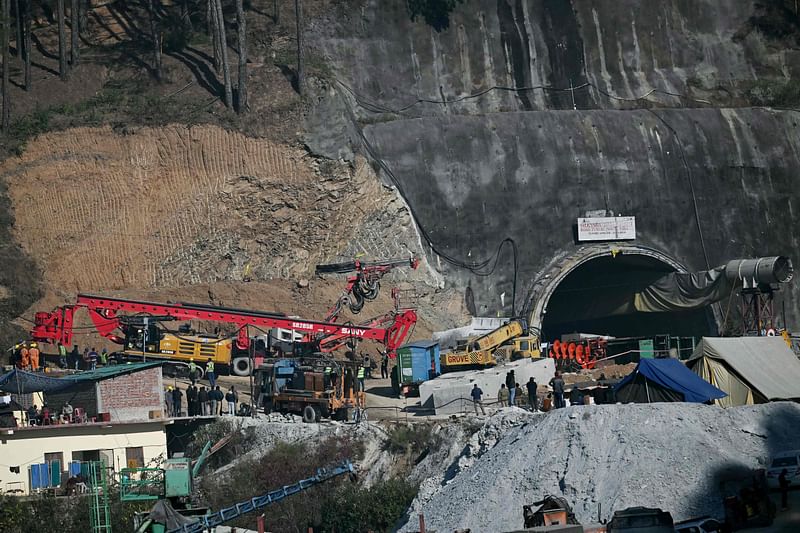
top-left (577, 216), bottom-right (636, 241)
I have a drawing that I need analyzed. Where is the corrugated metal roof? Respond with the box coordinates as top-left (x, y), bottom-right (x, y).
top-left (70, 361), bottom-right (163, 382)
top-left (399, 340), bottom-right (439, 349)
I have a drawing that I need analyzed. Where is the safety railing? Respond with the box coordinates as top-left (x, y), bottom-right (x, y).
top-left (119, 467), bottom-right (164, 501)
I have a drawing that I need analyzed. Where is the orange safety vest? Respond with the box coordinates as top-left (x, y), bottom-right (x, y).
top-left (19, 348), bottom-right (30, 369)
top-left (29, 347), bottom-right (40, 370)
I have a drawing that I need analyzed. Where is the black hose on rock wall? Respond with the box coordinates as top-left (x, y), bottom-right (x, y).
top-left (333, 81), bottom-right (520, 316)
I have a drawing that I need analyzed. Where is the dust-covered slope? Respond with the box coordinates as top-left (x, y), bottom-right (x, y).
top-left (399, 402), bottom-right (800, 532)
top-left (0, 124), bottom-right (463, 340)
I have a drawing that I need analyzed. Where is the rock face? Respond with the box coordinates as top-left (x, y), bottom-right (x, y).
top-left (309, 0), bottom-right (800, 327)
top-left (398, 402), bottom-right (800, 532)
top-left (313, 0), bottom-right (800, 116)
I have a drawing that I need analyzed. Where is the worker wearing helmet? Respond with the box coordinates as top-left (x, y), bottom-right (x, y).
top-left (29, 343), bottom-right (40, 371)
top-left (188, 358), bottom-right (197, 384)
top-left (19, 344), bottom-right (30, 370)
top-left (206, 358), bottom-right (216, 388)
top-left (357, 365), bottom-right (366, 392)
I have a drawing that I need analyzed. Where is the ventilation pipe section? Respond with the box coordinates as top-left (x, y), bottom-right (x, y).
top-left (725, 256), bottom-right (794, 288)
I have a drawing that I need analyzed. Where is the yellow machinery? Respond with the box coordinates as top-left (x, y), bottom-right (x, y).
top-left (121, 327), bottom-right (239, 374)
top-left (440, 319), bottom-right (540, 371)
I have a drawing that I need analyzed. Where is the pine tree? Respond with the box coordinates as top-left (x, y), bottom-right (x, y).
top-left (214, 0), bottom-right (232, 107)
top-left (57, 0), bottom-right (67, 79)
top-left (70, 0), bottom-right (78, 66)
top-left (295, 0), bottom-right (303, 95)
top-left (235, 0), bottom-right (247, 113)
top-left (1, 0), bottom-right (10, 130)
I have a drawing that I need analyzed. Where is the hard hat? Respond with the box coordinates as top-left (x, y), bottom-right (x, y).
top-left (30, 342), bottom-right (38, 347)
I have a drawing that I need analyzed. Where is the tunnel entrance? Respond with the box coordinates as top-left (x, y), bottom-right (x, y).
top-left (540, 253), bottom-right (717, 343)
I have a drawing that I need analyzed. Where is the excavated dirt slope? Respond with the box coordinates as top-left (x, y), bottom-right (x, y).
top-left (0, 125), bottom-right (462, 339)
top-left (399, 402), bottom-right (800, 532)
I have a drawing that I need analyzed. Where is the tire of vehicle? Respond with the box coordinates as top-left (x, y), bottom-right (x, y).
top-left (232, 357), bottom-right (251, 377)
top-left (303, 405), bottom-right (317, 423)
top-left (313, 406), bottom-right (322, 422)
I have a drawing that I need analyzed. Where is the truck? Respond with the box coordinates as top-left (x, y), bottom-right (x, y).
top-left (30, 294), bottom-right (417, 376)
top-left (440, 318), bottom-right (541, 372)
top-left (254, 356), bottom-right (364, 422)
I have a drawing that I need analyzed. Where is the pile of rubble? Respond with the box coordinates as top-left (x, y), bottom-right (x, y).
top-left (399, 402), bottom-right (800, 532)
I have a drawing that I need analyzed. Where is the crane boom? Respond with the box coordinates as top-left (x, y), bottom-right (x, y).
top-left (166, 460), bottom-right (357, 533)
top-left (30, 293), bottom-right (417, 358)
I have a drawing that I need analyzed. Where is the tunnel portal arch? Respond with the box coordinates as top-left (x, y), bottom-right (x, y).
top-left (525, 244), bottom-right (719, 342)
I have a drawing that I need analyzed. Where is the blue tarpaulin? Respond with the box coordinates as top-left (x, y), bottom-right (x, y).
top-left (614, 358), bottom-right (727, 403)
top-left (0, 362), bottom-right (162, 394)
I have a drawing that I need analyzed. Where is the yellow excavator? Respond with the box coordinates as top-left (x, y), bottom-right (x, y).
top-left (440, 319), bottom-right (540, 372)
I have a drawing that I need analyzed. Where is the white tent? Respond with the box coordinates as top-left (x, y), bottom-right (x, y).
top-left (687, 337), bottom-right (800, 407)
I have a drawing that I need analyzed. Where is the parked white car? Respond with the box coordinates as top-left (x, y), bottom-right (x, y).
top-left (766, 450), bottom-right (800, 489)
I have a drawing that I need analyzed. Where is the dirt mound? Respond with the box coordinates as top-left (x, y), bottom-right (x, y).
top-left (399, 402), bottom-right (800, 532)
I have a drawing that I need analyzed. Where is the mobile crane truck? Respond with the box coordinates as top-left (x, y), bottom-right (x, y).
top-left (440, 318), bottom-right (541, 373)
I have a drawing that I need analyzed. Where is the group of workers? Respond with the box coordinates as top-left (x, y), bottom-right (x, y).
top-left (165, 383), bottom-right (239, 418)
top-left (470, 371), bottom-right (572, 415)
top-left (10, 341), bottom-right (111, 372)
top-left (11, 341), bottom-right (42, 371)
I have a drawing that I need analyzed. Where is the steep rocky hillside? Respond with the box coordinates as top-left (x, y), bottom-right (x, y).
top-left (0, 124), bottom-right (461, 344)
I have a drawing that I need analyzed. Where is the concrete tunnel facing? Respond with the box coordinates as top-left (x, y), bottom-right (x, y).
top-left (537, 252), bottom-right (717, 343)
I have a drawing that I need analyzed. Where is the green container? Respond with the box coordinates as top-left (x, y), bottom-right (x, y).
top-left (639, 339), bottom-right (655, 359)
top-left (164, 458), bottom-right (192, 498)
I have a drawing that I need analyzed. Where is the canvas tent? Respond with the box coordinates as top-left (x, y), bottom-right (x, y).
top-left (614, 358), bottom-right (727, 404)
top-left (687, 336), bottom-right (800, 407)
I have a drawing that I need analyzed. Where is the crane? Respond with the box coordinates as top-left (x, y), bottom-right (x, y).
top-left (29, 294), bottom-right (417, 375)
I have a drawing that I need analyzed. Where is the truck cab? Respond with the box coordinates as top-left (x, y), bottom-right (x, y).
top-left (255, 358), bottom-right (364, 422)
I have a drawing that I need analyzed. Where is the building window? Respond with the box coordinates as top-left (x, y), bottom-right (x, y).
top-left (44, 452), bottom-right (64, 466)
top-left (126, 447), bottom-right (144, 469)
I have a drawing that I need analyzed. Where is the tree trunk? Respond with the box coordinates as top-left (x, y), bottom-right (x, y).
top-left (70, 0), bottom-right (78, 66)
top-left (149, 0), bottom-right (162, 81)
top-left (181, 0), bottom-right (192, 31)
top-left (2, 0), bottom-right (10, 130)
top-left (23, 0), bottom-right (29, 90)
top-left (295, 0), bottom-right (303, 96)
top-left (57, 0), bottom-right (67, 80)
top-left (235, 0), bottom-right (247, 113)
top-left (209, 0), bottom-right (220, 72)
top-left (273, 0), bottom-right (278, 24)
top-left (79, 0), bottom-right (88, 32)
top-left (214, 0), bottom-right (232, 107)
top-left (13, 0), bottom-right (20, 56)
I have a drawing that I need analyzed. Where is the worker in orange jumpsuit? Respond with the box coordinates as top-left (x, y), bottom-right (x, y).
top-left (19, 344), bottom-right (30, 370)
top-left (29, 343), bottom-right (40, 371)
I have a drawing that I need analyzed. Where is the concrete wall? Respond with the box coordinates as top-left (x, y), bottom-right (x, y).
top-left (309, 1), bottom-right (800, 328)
top-left (420, 357), bottom-right (555, 414)
top-left (0, 422), bottom-right (167, 495)
top-left (312, 0), bottom-right (800, 117)
top-left (361, 108), bottom-right (800, 324)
